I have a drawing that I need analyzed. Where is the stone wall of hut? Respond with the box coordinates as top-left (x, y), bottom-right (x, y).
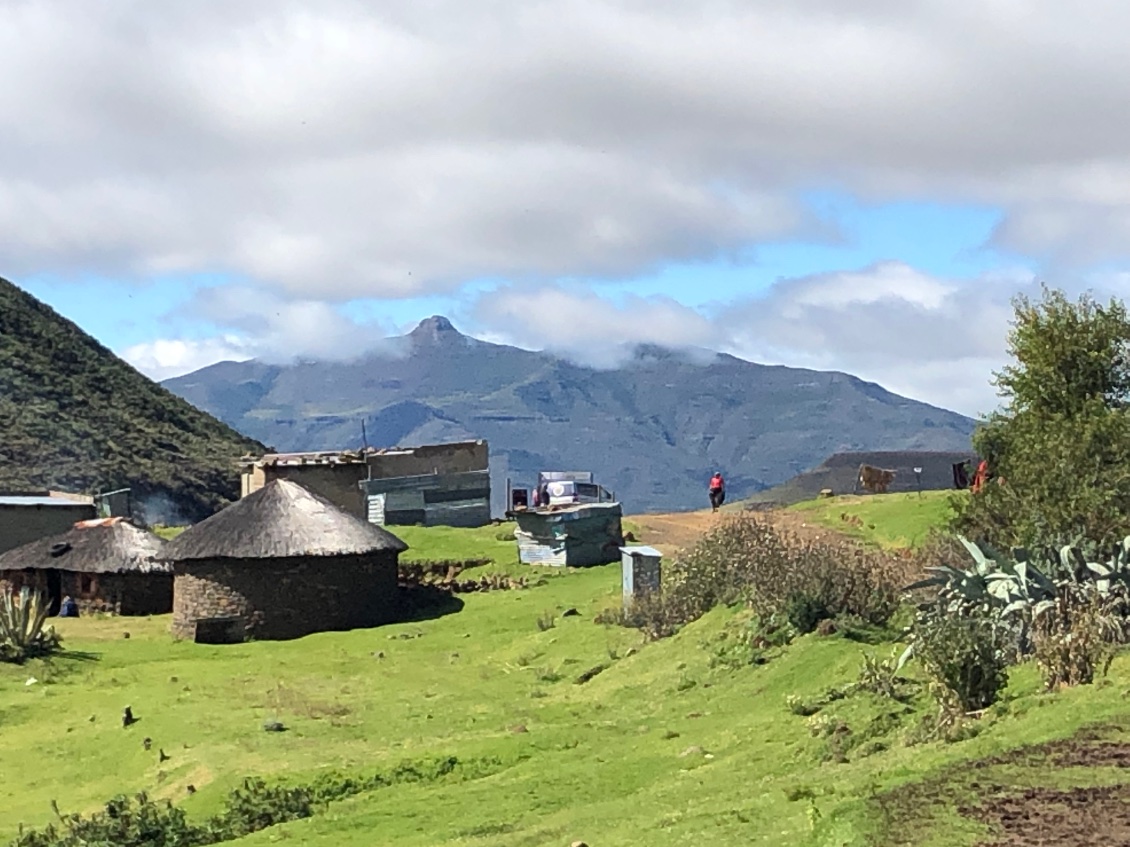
top-left (0, 569), bottom-right (172, 615)
top-left (171, 553), bottom-right (400, 642)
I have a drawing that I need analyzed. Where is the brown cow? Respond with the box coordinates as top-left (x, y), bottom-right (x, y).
top-left (858, 464), bottom-right (896, 494)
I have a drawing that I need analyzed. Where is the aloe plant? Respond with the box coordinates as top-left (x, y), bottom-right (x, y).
top-left (899, 534), bottom-right (1130, 672)
top-left (0, 586), bottom-right (61, 663)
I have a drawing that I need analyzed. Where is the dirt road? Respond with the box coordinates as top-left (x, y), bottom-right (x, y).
top-left (630, 505), bottom-right (836, 557)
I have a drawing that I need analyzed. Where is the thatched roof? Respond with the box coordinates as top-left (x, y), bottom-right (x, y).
top-left (160, 479), bottom-right (409, 562)
top-left (0, 518), bottom-right (170, 574)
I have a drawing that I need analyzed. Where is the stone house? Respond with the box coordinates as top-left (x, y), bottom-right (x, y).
top-left (237, 440), bottom-right (490, 526)
top-left (161, 479), bottom-right (408, 643)
top-left (0, 517), bottom-right (171, 616)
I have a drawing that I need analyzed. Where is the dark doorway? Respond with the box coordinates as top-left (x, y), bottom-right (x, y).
top-left (45, 569), bottom-right (62, 616)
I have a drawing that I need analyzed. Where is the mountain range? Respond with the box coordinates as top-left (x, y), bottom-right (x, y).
top-left (0, 277), bottom-right (264, 522)
top-left (163, 316), bottom-right (976, 513)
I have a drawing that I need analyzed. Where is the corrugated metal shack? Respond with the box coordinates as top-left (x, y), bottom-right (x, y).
top-left (360, 470), bottom-right (491, 528)
top-left (512, 502), bottom-right (625, 567)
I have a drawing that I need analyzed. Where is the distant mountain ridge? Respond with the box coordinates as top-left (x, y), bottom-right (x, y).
top-left (162, 316), bottom-right (976, 513)
top-left (0, 277), bottom-right (265, 522)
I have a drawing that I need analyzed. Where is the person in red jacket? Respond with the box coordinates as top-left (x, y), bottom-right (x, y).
top-left (971, 460), bottom-right (989, 494)
top-left (708, 472), bottom-right (726, 512)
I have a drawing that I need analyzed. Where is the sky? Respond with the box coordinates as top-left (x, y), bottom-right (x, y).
top-left (8, 2), bottom-right (1130, 418)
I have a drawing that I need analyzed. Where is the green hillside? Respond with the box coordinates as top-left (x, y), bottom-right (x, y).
top-left (5, 511), bottom-right (1130, 846)
top-left (788, 491), bottom-right (961, 548)
top-left (0, 277), bottom-right (264, 521)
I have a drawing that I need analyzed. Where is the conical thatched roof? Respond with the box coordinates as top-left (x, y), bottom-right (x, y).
top-left (160, 479), bottom-right (408, 562)
top-left (0, 518), bottom-right (170, 574)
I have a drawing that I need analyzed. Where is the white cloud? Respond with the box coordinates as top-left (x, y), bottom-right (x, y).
top-left (122, 285), bottom-right (401, 380)
top-left (126, 261), bottom-right (1130, 419)
top-left (469, 263), bottom-right (1040, 417)
top-left (7, 2), bottom-right (1130, 296)
top-left (717, 263), bottom-right (1033, 417)
top-left (122, 336), bottom-right (253, 382)
top-left (470, 286), bottom-right (715, 368)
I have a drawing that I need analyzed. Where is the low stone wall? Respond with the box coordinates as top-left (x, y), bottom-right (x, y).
top-left (171, 553), bottom-right (400, 642)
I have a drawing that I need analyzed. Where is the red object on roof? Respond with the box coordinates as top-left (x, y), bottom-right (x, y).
top-left (74, 517), bottom-right (124, 529)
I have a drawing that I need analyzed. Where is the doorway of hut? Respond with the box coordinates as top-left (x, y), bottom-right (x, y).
top-left (44, 569), bottom-right (62, 616)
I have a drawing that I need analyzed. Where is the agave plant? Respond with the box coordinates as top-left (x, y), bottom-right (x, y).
top-left (906, 537), bottom-right (1055, 618)
top-left (0, 586), bottom-right (61, 663)
top-left (899, 534), bottom-right (1130, 672)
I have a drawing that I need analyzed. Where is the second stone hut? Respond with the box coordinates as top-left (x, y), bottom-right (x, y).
top-left (161, 479), bottom-right (408, 643)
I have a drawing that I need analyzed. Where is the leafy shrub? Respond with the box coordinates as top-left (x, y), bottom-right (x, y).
top-left (905, 609), bottom-right (1010, 716)
top-left (785, 695), bottom-right (823, 717)
top-left (785, 591), bottom-right (832, 635)
top-left (12, 792), bottom-right (207, 847)
top-left (856, 651), bottom-right (916, 702)
top-left (10, 755), bottom-right (484, 847)
top-left (1031, 587), bottom-right (1124, 689)
top-left (0, 587), bottom-right (61, 664)
top-left (595, 593), bottom-right (683, 640)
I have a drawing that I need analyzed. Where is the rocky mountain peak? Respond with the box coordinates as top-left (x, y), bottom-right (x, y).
top-left (409, 315), bottom-right (462, 343)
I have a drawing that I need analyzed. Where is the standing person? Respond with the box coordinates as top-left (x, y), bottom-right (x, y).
top-left (708, 472), bottom-right (726, 512)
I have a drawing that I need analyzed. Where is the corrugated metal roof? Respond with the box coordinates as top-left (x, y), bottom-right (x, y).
top-left (0, 496), bottom-right (92, 507)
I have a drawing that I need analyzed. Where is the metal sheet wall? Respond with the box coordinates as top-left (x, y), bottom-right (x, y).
top-left (362, 471), bottom-right (491, 528)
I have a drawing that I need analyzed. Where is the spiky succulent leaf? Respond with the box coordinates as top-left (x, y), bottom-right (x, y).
top-left (1002, 600), bottom-right (1031, 617)
top-left (895, 642), bottom-right (915, 671)
top-left (1087, 561), bottom-right (1113, 577)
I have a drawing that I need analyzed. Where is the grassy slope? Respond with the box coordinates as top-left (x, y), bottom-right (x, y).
top-left (152, 520), bottom-right (646, 567)
top-left (3, 513), bottom-right (1129, 846)
top-left (788, 491), bottom-right (961, 548)
top-left (0, 277), bottom-right (264, 521)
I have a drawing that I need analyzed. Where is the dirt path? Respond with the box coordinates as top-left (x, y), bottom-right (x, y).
top-left (631, 505), bottom-right (839, 557)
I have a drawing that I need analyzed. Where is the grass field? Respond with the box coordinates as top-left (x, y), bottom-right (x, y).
top-left (153, 520), bottom-right (645, 570)
top-left (788, 491), bottom-right (961, 548)
top-left (5, 508), bottom-right (1130, 846)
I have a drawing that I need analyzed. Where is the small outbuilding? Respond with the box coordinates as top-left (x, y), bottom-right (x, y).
top-left (161, 479), bottom-right (408, 643)
top-left (620, 545), bottom-right (663, 609)
top-left (0, 517), bottom-right (171, 616)
top-left (511, 501), bottom-right (625, 567)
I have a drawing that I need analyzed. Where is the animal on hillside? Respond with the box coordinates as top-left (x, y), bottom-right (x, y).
top-left (857, 464), bottom-right (896, 494)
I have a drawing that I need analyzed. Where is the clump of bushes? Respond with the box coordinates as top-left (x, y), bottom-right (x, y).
top-left (1, 587), bottom-right (62, 664)
top-left (11, 755), bottom-right (500, 847)
top-left (603, 515), bottom-right (908, 642)
top-left (898, 535), bottom-right (1130, 733)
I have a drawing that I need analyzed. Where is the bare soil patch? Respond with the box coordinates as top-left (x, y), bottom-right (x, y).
top-left (878, 724), bottom-right (1130, 847)
top-left (964, 784), bottom-right (1130, 847)
top-left (632, 506), bottom-right (839, 557)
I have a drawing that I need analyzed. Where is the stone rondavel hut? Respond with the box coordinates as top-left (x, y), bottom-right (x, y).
top-left (0, 517), bottom-right (172, 616)
top-left (161, 479), bottom-right (408, 643)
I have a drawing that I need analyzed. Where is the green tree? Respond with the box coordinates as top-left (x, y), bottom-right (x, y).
top-left (954, 285), bottom-right (1130, 547)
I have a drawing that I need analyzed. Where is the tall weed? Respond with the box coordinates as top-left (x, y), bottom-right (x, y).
top-left (608, 515), bottom-right (908, 638)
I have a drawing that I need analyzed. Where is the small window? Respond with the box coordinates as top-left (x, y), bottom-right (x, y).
top-left (80, 574), bottom-right (95, 595)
